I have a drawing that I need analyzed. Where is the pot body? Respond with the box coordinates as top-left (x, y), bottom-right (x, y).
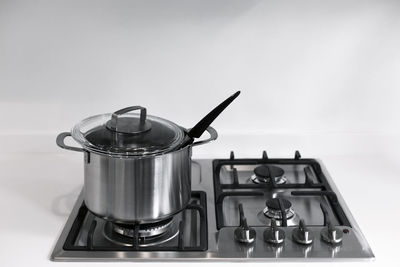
top-left (83, 146), bottom-right (192, 223)
top-left (56, 126), bottom-right (217, 223)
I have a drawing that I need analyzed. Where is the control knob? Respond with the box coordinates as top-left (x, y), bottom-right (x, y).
top-left (321, 223), bottom-right (343, 245)
top-left (292, 219), bottom-right (314, 245)
top-left (234, 218), bottom-right (256, 244)
top-left (264, 219), bottom-right (285, 245)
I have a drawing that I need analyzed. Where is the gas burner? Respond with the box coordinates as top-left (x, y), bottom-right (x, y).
top-left (113, 217), bottom-right (174, 238)
top-left (103, 217), bottom-right (179, 247)
top-left (259, 198), bottom-right (300, 226)
top-left (251, 165), bottom-right (287, 185)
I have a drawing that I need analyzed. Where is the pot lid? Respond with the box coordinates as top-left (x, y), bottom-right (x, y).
top-left (71, 106), bottom-right (185, 156)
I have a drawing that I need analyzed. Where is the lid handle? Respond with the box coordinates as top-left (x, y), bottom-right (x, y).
top-left (107, 106), bottom-right (152, 134)
top-left (112, 106), bottom-right (147, 125)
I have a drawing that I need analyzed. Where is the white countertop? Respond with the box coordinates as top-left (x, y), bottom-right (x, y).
top-left (1, 133), bottom-right (399, 266)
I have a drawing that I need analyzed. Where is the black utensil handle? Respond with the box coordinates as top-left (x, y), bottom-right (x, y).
top-left (188, 91), bottom-right (241, 139)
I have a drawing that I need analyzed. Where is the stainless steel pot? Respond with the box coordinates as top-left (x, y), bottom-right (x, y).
top-left (56, 106), bottom-right (217, 223)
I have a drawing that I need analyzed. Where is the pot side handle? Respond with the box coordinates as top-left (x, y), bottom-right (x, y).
top-left (56, 132), bottom-right (85, 152)
top-left (191, 126), bottom-right (218, 147)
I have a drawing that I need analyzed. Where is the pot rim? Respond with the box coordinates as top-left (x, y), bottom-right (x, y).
top-left (71, 112), bottom-right (185, 157)
top-left (80, 136), bottom-right (192, 159)
top-left (56, 126), bottom-right (218, 159)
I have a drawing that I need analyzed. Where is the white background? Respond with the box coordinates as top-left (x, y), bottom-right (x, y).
top-left (1, 0), bottom-right (399, 266)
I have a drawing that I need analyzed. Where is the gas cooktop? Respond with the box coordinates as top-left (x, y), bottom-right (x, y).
top-left (51, 151), bottom-right (374, 261)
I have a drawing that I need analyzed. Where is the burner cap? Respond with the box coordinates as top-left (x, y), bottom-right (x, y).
top-left (266, 198), bottom-right (292, 211)
top-left (263, 198), bottom-right (295, 222)
top-left (254, 165), bottom-right (284, 179)
top-left (251, 165), bottom-right (286, 184)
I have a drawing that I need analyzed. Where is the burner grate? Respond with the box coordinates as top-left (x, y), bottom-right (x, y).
top-left (213, 150), bottom-right (351, 229)
top-left (63, 191), bottom-right (208, 252)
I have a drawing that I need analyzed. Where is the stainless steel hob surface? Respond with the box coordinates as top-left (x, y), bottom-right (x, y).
top-left (51, 152), bottom-right (374, 261)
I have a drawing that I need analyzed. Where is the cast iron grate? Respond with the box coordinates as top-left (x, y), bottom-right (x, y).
top-left (212, 150), bottom-right (351, 229)
top-left (62, 191), bottom-right (208, 251)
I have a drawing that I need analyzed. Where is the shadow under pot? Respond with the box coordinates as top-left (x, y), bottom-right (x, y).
top-left (56, 106), bottom-right (217, 223)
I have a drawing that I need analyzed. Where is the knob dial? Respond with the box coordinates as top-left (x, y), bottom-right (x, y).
top-left (234, 218), bottom-right (256, 244)
top-left (292, 219), bottom-right (314, 245)
top-left (264, 219), bottom-right (285, 245)
top-left (321, 223), bottom-right (343, 245)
